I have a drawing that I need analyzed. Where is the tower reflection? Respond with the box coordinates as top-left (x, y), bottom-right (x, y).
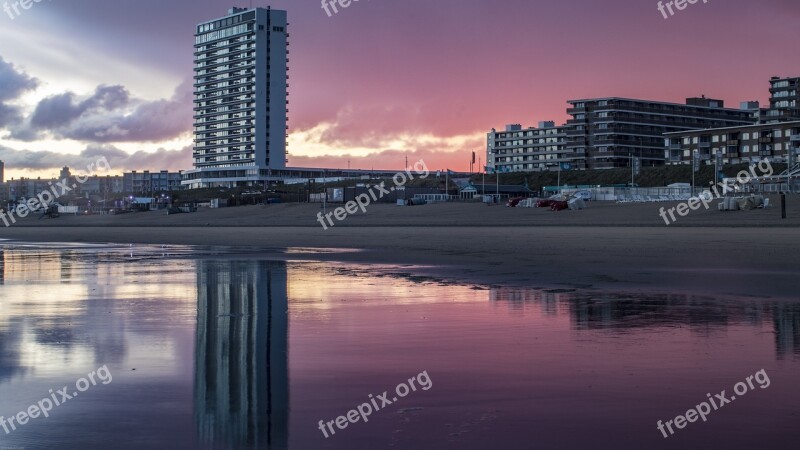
top-left (194, 260), bottom-right (289, 450)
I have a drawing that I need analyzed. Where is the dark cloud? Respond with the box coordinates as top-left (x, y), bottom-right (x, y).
top-left (0, 103), bottom-right (24, 128)
top-left (0, 57), bottom-right (39, 127)
top-left (0, 144), bottom-right (191, 173)
top-left (0, 56), bottom-right (38, 102)
top-left (8, 79), bottom-right (192, 143)
top-left (30, 85), bottom-right (130, 128)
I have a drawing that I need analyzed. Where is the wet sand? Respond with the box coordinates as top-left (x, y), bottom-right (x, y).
top-left (2, 221), bottom-right (798, 300)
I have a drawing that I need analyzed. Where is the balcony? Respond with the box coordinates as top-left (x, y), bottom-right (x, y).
top-left (698, 142), bottom-right (711, 148)
top-left (790, 135), bottom-right (800, 142)
top-left (759, 137), bottom-right (773, 144)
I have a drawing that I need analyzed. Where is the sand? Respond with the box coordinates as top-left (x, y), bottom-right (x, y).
top-left (2, 194), bottom-right (798, 228)
top-left (1, 197), bottom-right (798, 300)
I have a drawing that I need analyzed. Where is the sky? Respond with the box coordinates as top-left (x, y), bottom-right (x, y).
top-left (0, 0), bottom-right (798, 179)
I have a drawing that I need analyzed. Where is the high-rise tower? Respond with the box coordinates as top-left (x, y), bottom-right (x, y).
top-left (183, 7), bottom-right (288, 188)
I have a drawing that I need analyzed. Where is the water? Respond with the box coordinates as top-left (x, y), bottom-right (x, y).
top-left (0, 244), bottom-right (798, 449)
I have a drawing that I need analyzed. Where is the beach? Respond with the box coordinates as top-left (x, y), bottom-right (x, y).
top-left (1, 199), bottom-right (798, 300)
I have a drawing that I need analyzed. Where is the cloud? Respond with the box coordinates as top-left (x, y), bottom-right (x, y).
top-left (0, 56), bottom-right (38, 102)
top-left (8, 79), bottom-right (192, 143)
top-left (287, 118), bottom-right (484, 172)
top-left (30, 84), bottom-right (130, 128)
top-left (0, 144), bottom-right (191, 173)
top-left (0, 56), bottom-right (39, 127)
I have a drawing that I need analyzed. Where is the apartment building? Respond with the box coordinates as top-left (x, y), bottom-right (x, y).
top-left (183, 7), bottom-right (289, 188)
top-left (664, 121), bottom-right (800, 166)
top-left (760, 76), bottom-right (800, 123)
top-left (566, 97), bottom-right (757, 169)
top-left (486, 122), bottom-right (576, 173)
top-left (123, 171), bottom-right (183, 194)
top-left (665, 76), bottom-right (800, 166)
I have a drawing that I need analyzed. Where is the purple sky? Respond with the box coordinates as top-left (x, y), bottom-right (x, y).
top-left (0, 0), bottom-right (798, 177)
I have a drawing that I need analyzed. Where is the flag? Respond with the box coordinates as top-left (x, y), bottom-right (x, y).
top-left (560, 162), bottom-right (573, 171)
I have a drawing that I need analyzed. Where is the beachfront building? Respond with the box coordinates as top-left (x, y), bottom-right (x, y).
top-left (2, 178), bottom-right (54, 202)
top-left (760, 76), bottom-right (800, 123)
top-left (183, 7), bottom-right (289, 189)
top-left (79, 176), bottom-right (125, 196)
top-left (123, 170), bottom-right (183, 194)
top-left (664, 121), bottom-right (800, 166)
top-left (486, 122), bottom-right (576, 173)
top-left (565, 97), bottom-right (757, 169)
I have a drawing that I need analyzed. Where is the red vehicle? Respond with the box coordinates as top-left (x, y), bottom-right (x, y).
top-left (550, 201), bottom-right (569, 211)
top-left (506, 197), bottom-right (525, 207)
top-left (536, 199), bottom-right (554, 208)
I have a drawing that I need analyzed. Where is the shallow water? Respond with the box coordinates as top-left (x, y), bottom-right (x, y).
top-left (0, 244), bottom-right (798, 449)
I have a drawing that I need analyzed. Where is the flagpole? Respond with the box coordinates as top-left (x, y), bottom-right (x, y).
top-left (482, 165), bottom-right (485, 199)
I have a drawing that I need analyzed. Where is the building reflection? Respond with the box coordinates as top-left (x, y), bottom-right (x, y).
top-left (490, 288), bottom-right (800, 358)
top-left (773, 302), bottom-right (800, 359)
top-left (194, 260), bottom-right (289, 450)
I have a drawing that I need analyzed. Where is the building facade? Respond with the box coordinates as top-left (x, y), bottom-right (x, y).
top-left (664, 121), bottom-right (800, 166)
top-left (123, 170), bottom-right (183, 194)
top-left (566, 97), bottom-right (757, 169)
top-left (760, 76), bottom-right (800, 123)
top-left (487, 122), bottom-right (576, 173)
top-left (183, 7), bottom-right (289, 189)
top-left (665, 76), bottom-right (800, 166)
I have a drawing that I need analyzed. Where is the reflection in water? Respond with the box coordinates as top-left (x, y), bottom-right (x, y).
top-left (195, 260), bottom-right (289, 450)
top-left (489, 288), bottom-right (800, 359)
top-left (0, 245), bottom-right (798, 450)
top-left (774, 303), bottom-right (800, 358)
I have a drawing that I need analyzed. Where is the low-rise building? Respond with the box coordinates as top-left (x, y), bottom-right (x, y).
top-left (664, 121), bottom-right (800, 166)
top-left (487, 122), bottom-right (576, 173)
top-left (123, 171), bottom-right (183, 194)
top-left (566, 97), bottom-right (757, 169)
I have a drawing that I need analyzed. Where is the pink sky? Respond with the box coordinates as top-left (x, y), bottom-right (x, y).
top-left (0, 0), bottom-right (798, 177)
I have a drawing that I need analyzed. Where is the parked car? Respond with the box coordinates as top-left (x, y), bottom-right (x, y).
top-left (506, 197), bottom-right (525, 207)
